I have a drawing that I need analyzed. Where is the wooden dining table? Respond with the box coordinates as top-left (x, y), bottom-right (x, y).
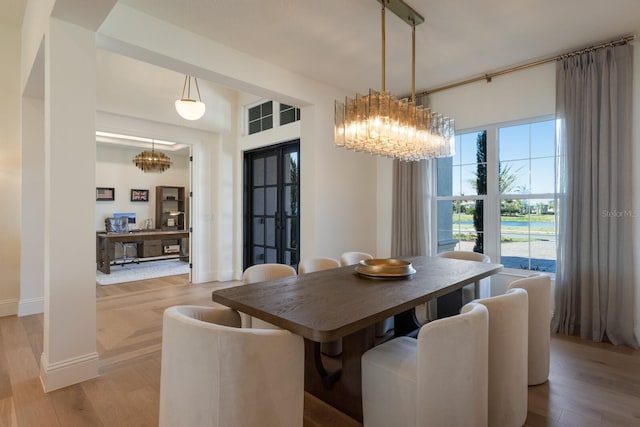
top-left (211, 256), bottom-right (503, 422)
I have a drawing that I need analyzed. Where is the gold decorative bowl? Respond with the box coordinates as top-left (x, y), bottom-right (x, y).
top-left (356, 258), bottom-right (416, 278)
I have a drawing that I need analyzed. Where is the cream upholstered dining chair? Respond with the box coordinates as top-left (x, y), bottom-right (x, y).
top-left (298, 257), bottom-right (342, 356)
top-left (298, 256), bottom-right (340, 274)
top-left (159, 305), bottom-right (304, 427)
top-left (438, 250), bottom-right (491, 302)
top-left (473, 288), bottom-right (528, 427)
top-left (507, 273), bottom-right (552, 385)
top-left (241, 263), bottom-right (297, 329)
top-left (339, 251), bottom-right (373, 267)
top-left (362, 303), bottom-right (489, 427)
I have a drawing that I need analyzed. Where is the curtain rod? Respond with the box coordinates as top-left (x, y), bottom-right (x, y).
top-left (417, 34), bottom-right (637, 97)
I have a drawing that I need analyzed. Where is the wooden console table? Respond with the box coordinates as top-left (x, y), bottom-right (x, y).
top-left (96, 230), bottom-right (189, 274)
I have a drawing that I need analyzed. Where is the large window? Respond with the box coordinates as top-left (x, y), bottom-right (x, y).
top-left (436, 118), bottom-right (557, 273)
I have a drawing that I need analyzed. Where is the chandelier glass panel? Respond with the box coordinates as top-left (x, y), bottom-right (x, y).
top-left (334, 0), bottom-right (455, 161)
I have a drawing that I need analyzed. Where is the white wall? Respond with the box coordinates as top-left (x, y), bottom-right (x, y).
top-left (95, 144), bottom-right (190, 231)
top-left (0, 20), bottom-right (22, 316)
top-left (20, 96), bottom-right (45, 316)
top-left (98, 4), bottom-right (379, 280)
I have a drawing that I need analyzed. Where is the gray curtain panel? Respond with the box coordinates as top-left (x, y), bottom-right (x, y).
top-left (391, 159), bottom-right (431, 257)
top-left (553, 43), bottom-right (638, 348)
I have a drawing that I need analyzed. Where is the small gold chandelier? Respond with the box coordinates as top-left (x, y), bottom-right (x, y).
top-left (334, 0), bottom-right (455, 161)
top-left (133, 140), bottom-right (172, 173)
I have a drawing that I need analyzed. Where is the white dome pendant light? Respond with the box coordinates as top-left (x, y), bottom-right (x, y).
top-left (175, 75), bottom-right (206, 120)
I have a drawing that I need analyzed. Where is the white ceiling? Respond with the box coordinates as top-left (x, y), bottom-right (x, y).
top-left (119, 0), bottom-right (640, 96)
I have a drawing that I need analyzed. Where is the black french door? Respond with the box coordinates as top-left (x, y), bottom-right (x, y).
top-left (243, 140), bottom-right (300, 269)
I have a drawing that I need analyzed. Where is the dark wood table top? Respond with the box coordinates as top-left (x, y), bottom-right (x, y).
top-left (212, 256), bottom-right (503, 342)
top-left (96, 230), bottom-right (189, 242)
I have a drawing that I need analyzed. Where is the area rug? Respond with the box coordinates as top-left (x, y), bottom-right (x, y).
top-left (96, 259), bottom-right (189, 286)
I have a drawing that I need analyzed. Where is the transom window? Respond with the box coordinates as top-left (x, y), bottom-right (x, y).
top-left (279, 103), bottom-right (301, 126)
top-left (247, 101), bottom-right (301, 135)
top-left (248, 101), bottom-right (273, 135)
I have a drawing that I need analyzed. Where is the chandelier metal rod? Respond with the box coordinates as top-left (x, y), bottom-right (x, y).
top-left (381, 3), bottom-right (386, 92)
top-left (181, 75), bottom-right (189, 99)
top-left (411, 20), bottom-right (416, 102)
top-left (180, 75), bottom-right (203, 102)
top-left (194, 77), bottom-right (202, 102)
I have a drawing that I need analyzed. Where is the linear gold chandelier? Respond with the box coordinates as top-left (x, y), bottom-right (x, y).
top-left (334, 0), bottom-right (455, 161)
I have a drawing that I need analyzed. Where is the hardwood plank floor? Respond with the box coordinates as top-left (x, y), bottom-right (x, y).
top-left (0, 275), bottom-right (638, 426)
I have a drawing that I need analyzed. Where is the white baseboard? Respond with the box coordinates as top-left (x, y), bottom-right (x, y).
top-left (0, 298), bottom-right (18, 317)
top-left (40, 351), bottom-right (99, 392)
top-left (18, 297), bottom-right (44, 316)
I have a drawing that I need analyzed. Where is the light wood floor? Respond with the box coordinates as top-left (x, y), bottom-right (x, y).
top-left (1, 275), bottom-right (639, 426)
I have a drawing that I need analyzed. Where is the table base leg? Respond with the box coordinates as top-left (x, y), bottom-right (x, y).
top-left (304, 327), bottom-right (375, 422)
top-left (436, 288), bottom-right (464, 318)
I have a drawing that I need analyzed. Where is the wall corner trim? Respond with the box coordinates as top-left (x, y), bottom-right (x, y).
top-left (18, 297), bottom-right (45, 317)
top-left (40, 351), bottom-right (99, 392)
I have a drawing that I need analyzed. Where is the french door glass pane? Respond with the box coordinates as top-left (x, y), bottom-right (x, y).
top-left (265, 218), bottom-right (276, 246)
top-left (265, 248), bottom-right (277, 263)
top-left (253, 218), bottom-right (264, 245)
top-left (266, 156), bottom-right (277, 185)
top-left (253, 188), bottom-right (264, 215)
top-left (253, 158), bottom-right (264, 185)
top-left (284, 152), bottom-right (299, 184)
top-left (284, 185), bottom-right (298, 215)
top-left (266, 187), bottom-right (277, 214)
top-left (253, 246), bottom-right (264, 263)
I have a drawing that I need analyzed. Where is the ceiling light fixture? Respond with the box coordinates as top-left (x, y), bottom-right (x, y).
top-left (133, 140), bottom-right (173, 173)
top-left (175, 75), bottom-right (206, 120)
top-left (334, 0), bottom-right (455, 161)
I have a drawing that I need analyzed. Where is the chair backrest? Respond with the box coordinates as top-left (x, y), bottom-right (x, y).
top-left (508, 273), bottom-right (551, 385)
top-left (473, 288), bottom-right (528, 427)
top-left (438, 250), bottom-right (490, 263)
top-left (340, 251), bottom-right (373, 266)
top-left (438, 250), bottom-right (492, 300)
top-left (416, 302), bottom-right (489, 426)
top-left (298, 257), bottom-right (340, 274)
top-left (105, 216), bottom-right (129, 233)
top-left (159, 305), bottom-right (304, 427)
top-left (242, 263), bottom-right (297, 284)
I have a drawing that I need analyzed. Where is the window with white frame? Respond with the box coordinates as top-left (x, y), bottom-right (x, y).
top-left (435, 118), bottom-right (557, 273)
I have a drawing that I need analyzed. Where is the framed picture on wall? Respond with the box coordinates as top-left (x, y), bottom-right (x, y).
top-left (131, 189), bottom-right (149, 202)
top-left (96, 187), bottom-right (115, 201)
